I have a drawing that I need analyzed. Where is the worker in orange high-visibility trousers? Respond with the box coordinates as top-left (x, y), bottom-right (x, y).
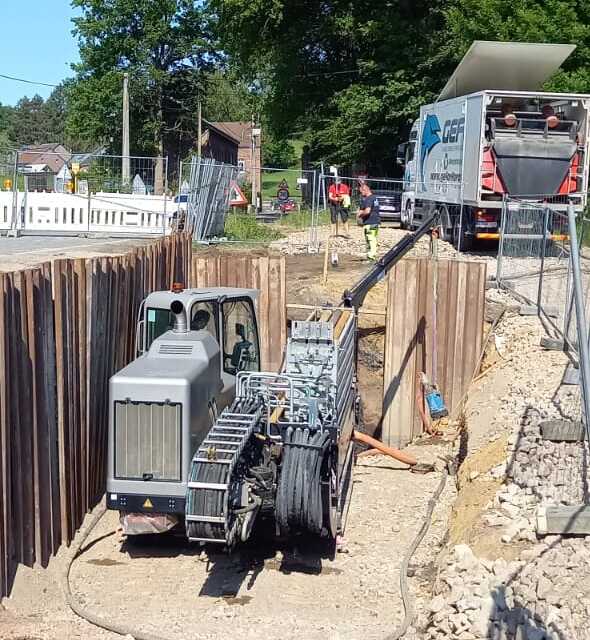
top-left (357, 182), bottom-right (381, 261)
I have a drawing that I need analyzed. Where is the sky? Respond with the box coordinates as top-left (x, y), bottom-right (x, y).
top-left (0, 1), bottom-right (80, 106)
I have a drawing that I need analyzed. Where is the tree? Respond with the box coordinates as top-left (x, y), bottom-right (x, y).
top-left (202, 70), bottom-right (259, 122)
top-left (5, 93), bottom-right (67, 147)
top-left (68, 0), bottom-right (215, 163)
top-left (212, 0), bottom-right (452, 173)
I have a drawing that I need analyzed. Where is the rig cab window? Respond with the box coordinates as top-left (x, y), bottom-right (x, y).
top-left (222, 299), bottom-right (260, 374)
top-left (146, 308), bottom-right (173, 348)
top-left (190, 301), bottom-right (218, 338)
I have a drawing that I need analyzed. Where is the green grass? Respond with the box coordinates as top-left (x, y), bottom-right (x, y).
top-left (275, 208), bottom-right (331, 230)
top-left (224, 213), bottom-right (284, 242)
top-left (261, 137), bottom-right (306, 202)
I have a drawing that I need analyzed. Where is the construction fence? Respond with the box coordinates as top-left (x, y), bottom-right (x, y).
top-left (496, 200), bottom-right (590, 427)
top-left (496, 199), bottom-right (590, 357)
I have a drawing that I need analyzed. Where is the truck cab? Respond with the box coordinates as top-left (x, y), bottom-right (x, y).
top-left (106, 286), bottom-right (261, 535)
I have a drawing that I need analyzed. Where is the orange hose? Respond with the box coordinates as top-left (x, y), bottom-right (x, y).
top-left (353, 431), bottom-right (417, 466)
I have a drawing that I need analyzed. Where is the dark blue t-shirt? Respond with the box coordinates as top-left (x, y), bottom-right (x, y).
top-left (360, 194), bottom-right (380, 226)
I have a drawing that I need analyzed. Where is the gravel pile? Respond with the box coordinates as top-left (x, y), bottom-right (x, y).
top-left (425, 540), bottom-right (590, 639)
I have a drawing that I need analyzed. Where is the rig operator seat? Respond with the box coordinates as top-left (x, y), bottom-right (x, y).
top-left (226, 323), bottom-right (253, 375)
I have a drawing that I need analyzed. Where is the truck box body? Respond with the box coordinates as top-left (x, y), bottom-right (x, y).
top-left (408, 89), bottom-right (590, 210)
top-left (400, 41), bottom-right (590, 248)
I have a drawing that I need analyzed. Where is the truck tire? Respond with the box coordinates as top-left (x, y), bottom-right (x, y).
top-left (400, 202), bottom-right (411, 230)
top-left (453, 215), bottom-right (473, 252)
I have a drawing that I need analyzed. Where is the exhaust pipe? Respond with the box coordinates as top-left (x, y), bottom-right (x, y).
top-left (170, 300), bottom-right (188, 334)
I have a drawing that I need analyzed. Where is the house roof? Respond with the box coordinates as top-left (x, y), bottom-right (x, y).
top-left (19, 143), bottom-right (71, 173)
top-left (202, 119), bottom-right (240, 145)
top-left (211, 122), bottom-right (260, 148)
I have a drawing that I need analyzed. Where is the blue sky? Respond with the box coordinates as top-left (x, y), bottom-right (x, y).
top-left (0, 1), bottom-right (80, 105)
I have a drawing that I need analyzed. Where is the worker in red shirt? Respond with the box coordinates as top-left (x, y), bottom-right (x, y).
top-left (328, 178), bottom-right (351, 237)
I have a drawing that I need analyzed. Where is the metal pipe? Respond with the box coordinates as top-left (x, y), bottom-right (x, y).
top-left (170, 300), bottom-right (188, 334)
top-left (566, 203), bottom-right (590, 435)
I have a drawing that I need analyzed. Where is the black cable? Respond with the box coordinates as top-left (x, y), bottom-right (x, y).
top-left (0, 72), bottom-right (58, 88)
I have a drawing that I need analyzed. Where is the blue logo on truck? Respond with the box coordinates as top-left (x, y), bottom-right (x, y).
top-left (420, 114), bottom-right (441, 182)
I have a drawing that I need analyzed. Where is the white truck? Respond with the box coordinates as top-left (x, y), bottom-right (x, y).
top-left (398, 41), bottom-right (590, 250)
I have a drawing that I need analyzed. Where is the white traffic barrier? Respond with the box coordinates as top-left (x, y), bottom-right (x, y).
top-left (0, 190), bottom-right (176, 236)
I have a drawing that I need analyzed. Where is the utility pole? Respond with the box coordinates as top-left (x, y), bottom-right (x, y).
top-left (197, 100), bottom-right (202, 162)
top-left (251, 114), bottom-right (255, 211)
top-left (122, 72), bottom-right (130, 185)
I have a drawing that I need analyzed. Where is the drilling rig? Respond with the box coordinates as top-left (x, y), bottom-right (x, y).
top-left (106, 215), bottom-right (438, 546)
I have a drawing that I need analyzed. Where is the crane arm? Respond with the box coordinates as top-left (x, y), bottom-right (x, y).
top-left (342, 212), bottom-right (439, 310)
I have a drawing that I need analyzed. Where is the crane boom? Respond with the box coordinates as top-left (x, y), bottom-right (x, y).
top-left (342, 212), bottom-right (439, 310)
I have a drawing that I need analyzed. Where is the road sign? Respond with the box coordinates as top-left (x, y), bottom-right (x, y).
top-left (229, 180), bottom-right (248, 206)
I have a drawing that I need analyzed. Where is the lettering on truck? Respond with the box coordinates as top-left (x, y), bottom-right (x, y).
top-left (420, 114), bottom-right (465, 190)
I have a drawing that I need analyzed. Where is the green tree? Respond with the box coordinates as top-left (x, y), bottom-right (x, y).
top-left (212, 0), bottom-right (452, 173)
top-left (263, 135), bottom-right (296, 168)
top-left (6, 94), bottom-right (67, 146)
top-left (68, 0), bottom-right (215, 159)
top-left (203, 70), bottom-right (259, 121)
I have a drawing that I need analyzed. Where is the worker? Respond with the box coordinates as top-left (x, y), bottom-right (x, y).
top-left (328, 177), bottom-right (351, 237)
top-left (357, 182), bottom-right (380, 261)
top-left (191, 309), bottom-right (211, 331)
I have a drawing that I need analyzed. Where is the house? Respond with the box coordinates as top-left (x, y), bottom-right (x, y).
top-left (18, 143), bottom-right (72, 192)
top-left (201, 120), bottom-right (239, 166)
top-left (210, 122), bottom-right (262, 193)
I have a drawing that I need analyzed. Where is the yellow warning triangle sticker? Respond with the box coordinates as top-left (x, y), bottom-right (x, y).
top-left (143, 498), bottom-right (153, 509)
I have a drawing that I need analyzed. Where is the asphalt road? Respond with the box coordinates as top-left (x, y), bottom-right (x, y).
top-left (0, 235), bottom-right (153, 271)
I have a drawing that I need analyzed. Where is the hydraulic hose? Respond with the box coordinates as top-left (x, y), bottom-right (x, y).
top-left (353, 431), bottom-right (417, 466)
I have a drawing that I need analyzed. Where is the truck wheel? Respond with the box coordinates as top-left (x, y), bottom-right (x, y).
top-left (453, 220), bottom-right (473, 252)
top-left (400, 203), bottom-right (411, 230)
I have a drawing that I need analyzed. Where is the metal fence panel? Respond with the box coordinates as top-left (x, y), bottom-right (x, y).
top-left (183, 157), bottom-right (237, 240)
top-left (497, 198), bottom-right (590, 429)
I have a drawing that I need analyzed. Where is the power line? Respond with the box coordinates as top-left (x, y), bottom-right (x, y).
top-left (295, 69), bottom-right (360, 78)
top-left (0, 72), bottom-right (58, 88)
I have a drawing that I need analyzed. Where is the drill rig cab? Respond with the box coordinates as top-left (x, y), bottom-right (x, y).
top-left (106, 287), bottom-right (261, 535)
